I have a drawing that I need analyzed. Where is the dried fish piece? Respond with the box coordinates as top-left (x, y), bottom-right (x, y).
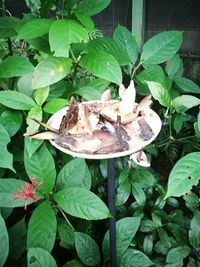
top-left (130, 150), bottom-right (150, 167)
top-left (101, 89), bottom-right (112, 101)
top-left (137, 116), bottom-right (154, 141)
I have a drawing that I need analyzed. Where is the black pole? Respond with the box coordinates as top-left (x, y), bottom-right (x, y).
top-left (107, 158), bottom-right (116, 267)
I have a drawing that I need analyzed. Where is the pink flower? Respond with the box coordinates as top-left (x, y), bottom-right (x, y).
top-left (12, 178), bottom-right (43, 210)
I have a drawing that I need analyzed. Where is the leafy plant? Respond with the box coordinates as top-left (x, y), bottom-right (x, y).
top-left (0, 0), bottom-right (200, 266)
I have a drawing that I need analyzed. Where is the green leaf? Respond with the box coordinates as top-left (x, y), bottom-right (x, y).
top-left (87, 78), bottom-right (110, 92)
top-left (76, 86), bottom-right (101, 100)
top-left (24, 144), bottom-right (56, 194)
top-left (0, 16), bottom-right (22, 38)
top-left (87, 37), bottom-right (131, 65)
top-left (146, 81), bottom-right (171, 107)
top-left (174, 77), bottom-right (200, 94)
top-left (183, 192), bottom-right (199, 211)
top-left (143, 234), bottom-right (153, 256)
top-left (77, 0), bottom-right (111, 16)
top-left (165, 152), bottom-right (200, 198)
top-left (165, 262), bottom-right (183, 267)
top-left (32, 56), bottom-right (72, 89)
top-left (172, 95), bottom-right (200, 112)
top-left (198, 110), bottom-right (200, 132)
top-left (165, 54), bottom-right (182, 78)
top-left (56, 158), bottom-right (91, 190)
top-left (26, 105), bottom-right (43, 133)
top-left (75, 232), bottom-right (100, 266)
top-left (0, 178), bottom-right (44, 208)
top-left (8, 217), bottom-right (26, 260)
top-left (140, 31), bottom-right (182, 65)
top-left (63, 260), bottom-right (85, 267)
top-left (58, 219), bottom-right (75, 248)
top-left (27, 247), bottom-right (57, 267)
top-left (17, 72), bottom-right (34, 97)
top-left (49, 20), bottom-right (88, 57)
top-left (27, 36), bottom-right (51, 54)
top-left (103, 217), bottom-right (141, 263)
top-left (44, 98), bottom-right (69, 114)
top-left (54, 187), bottom-right (110, 220)
top-left (0, 214), bottom-right (8, 267)
top-left (189, 211), bottom-right (200, 247)
top-left (81, 51), bottom-right (122, 84)
top-left (34, 86), bottom-right (49, 106)
top-left (132, 169), bottom-right (156, 188)
top-left (27, 201), bottom-right (57, 252)
top-left (74, 12), bottom-right (94, 31)
top-left (0, 109), bottom-right (23, 136)
top-left (0, 55), bottom-right (34, 78)
top-left (113, 25), bottom-right (138, 64)
top-left (121, 249), bottom-right (153, 267)
top-left (0, 90), bottom-right (36, 110)
top-left (166, 246), bottom-right (190, 264)
top-left (132, 183), bottom-right (146, 207)
top-left (25, 137), bottom-right (43, 158)
top-left (116, 182), bottom-right (131, 206)
top-left (18, 19), bottom-right (53, 39)
top-left (0, 123), bottom-right (14, 171)
top-left (48, 80), bottom-right (68, 99)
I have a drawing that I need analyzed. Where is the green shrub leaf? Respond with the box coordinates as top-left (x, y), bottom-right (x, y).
top-left (27, 201), bottom-right (57, 252)
top-left (174, 77), bottom-right (200, 94)
top-left (32, 56), bottom-right (72, 89)
top-left (74, 12), bottom-right (94, 31)
top-left (0, 55), bottom-right (34, 78)
top-left (27, 247), bottom-right (57, 267)
top-left (81, 51), bottom-right (122, 84)
top-left (0, 109), bottom-right (23, 136)
top-left (172, 95), bottom-right (200, 112)
top-left (24, 137), bottom-right (43, 158)
top-left (121, 249), bottom-right (153, 267)
top-left (0, 16), bottom-right (22, 38)
top-left (76, 86), bottom-right (102, 100)
top-left (165, 152), bottom-right (200, 198)
top-left (165, 54), bottom-right (182, 78)
top-left (0, 90), bottom-right (36, 110)
top-left (140, 31), bottom-right (182, 65)
top-left (146, 81), bottom-right (171, 107)
top-left (54, 187), bottom-right (110, 220)
top-left (116, 182), bottom-right (131, 206)
top-left (189, 211), bottom-right (200, 247)
top-left (166, 246), bottom-right (190, 264)
top-left (58, 219), bottom-right (75, 248)
top-left (44, 98), bottom-right (69, 114)
top-left (75, 232), bottom-right (100, 266)
top-left (77, 0), bottom-right (111, 16)
top-left (0, 214), bottom-right (9, 267)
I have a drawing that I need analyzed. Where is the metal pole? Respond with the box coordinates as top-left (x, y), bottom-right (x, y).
top-left (107, 158), bottom-right (116, 267)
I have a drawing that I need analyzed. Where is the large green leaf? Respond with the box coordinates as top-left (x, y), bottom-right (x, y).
top-left (87, 37), bottom-right (131, 65)
top-left (0, 123), bottom-right (14, 171)
top-left (0, 109), bottom-right (23, 137)
top-left (140, 31), bottom-right (182, 65)
top-left (165, 152), bottom-right (200, 198)
top-left (18, 19), bottom-right (53, 39)
top-left (189, 211), bottom-right (200, 247)
top-left (56, 158), bottom-right (91, 190)
top-left (24, 144), bottom-right (56, 194)
top-left (49, 20), bottom-right (88, 57)
top-left (25, 137), bottom-right (43, 158)
top-left (54, 187), bottom-right (110, 220)
top-left (121, 249), bottom-right (153, 267)
top-left (0, 55), bottom-right (34, 78)
top-left (146, 81), bottom-right (171, 107)
top-left (32, 56), bottom-right (72, 89)
top-left (76, 86), bottom-right (102, 100)
top-left (27, 201), bottom-right (57, 252)
top-left (77, 0), bottom-right (111, 16)
top-left (44, 98), bottom-right (69, 114)
top-left (166, 246), bottom-right (190, 264)
top-left (0, 16), bottom-right (22, 38)
top-left (116, 182), bottom-right (131, 206)
top-left (75, 232), bottom-right (100, 266)
top-left (27, 247), bottom-right (57, 267)
top-left (174, 77), bottom-right (200, 94)
top-left (0, 214), bottom-right (9, 267)
top-left (0, 178), bottom-right (44, 208)
top-left (81, 51), bottom-right (122, 84)
top-left (165, 54), bottom-right (182, 78)
top-left (103, 217), bottom-right (141, 263)
top-left (0, 90), bottom-right (36, 110)
top-left (113, 25), bottom-right (138, 64)
top-left (172, 95), bottom-right (200, 112)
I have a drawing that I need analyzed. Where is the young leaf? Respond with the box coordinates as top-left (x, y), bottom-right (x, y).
top-left (76, 86), bottom-right (102, 100)
top-left (26, 105), bottom-right (43, 133)
top-left (113, 24), bottom-right (138, 64)
top-left (54, 187), bottom-right (110, 220)
top-left (80, 51), bottom-right (122, 84)
top-left (44, 98), bottom-right (69, 114)
top-left (34, 86), bottom-right (50, 106)
top-left (75, 232), bottom-right (100, 266)
top-left (172, 95), bottom-right (200, 112)
top-left (49, 20), bottom-right (88, 57)
top-left (77, 0), bottom-right (111, 16)
top-left (0, 123), bottom-right (14, 171)
top-left (25, 137), bottom-right (43, 158)
top-left (27, 247), bottom-right (57, 267)
top-left (56, 158), bottom-right (91, 190)
top-left (132, 183), bottom-right (146, 207)
top-left (132, 169), bottom-right (156, 188)
top-left (146, 81), bottom-right (171, 107)
top-left (32, 56), bottom-right (72, 89)
top-left (140, 31), bottom-right (182, 65)
top-left (174, 77), bottom-right (200, 94)
top-left (17, 72), bottom-right (34, 97)
top-left (166, 246), bottom-right (190, 264)
top-left (116, 182), bottom-right (131, 206)
top-left (27, 201), bottom-right (57, 252)
top-left (24, 144), bottom-right (56, 194)
top-left (165, 54), bottom-right (181, 78)
top-left (103, 217), bottom-right (141, 263)
top-left (18, 19), bottom-right (53, 39)
top-left (189, 211), bottom-right (200, 247)
top-left (165, 152), bottom-right (200, 198)
top-left (0, 178), bottom-right (44, 208)
top-left (0, 90), bottom-right (36, 110)
top-left (0, 214), bottom-right (9, 267)
top-left (121, 249), bottom-right (153, 267)
top-left (0, 109), bottom-right (23, 136)
top-left (0, 55), bottom-right (34, 78)
top-left (143, 234), bottom-right (153, 256)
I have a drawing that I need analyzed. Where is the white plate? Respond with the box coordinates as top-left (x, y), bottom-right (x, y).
top-left (47, 102), bottom-right (162, 160)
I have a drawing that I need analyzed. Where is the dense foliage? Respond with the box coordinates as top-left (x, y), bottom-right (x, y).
top-left (0, 0), bottom-right (200, 266)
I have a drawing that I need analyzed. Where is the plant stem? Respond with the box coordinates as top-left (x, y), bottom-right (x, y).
top-left (57, 206), bottom-right (75, 231)
top-left (131, 62), bottom-right (141, 78)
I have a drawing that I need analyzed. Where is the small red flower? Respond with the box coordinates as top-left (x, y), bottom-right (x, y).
top-left (12, 178), bottom-right (43, 210)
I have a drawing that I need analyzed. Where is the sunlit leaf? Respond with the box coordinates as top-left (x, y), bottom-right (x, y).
top-left (44, 98), bottom-right (69, 114)
top-left (172, 95), bottom-right (200, 112)
top-left (146, 81), bottom-right (171, 107)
